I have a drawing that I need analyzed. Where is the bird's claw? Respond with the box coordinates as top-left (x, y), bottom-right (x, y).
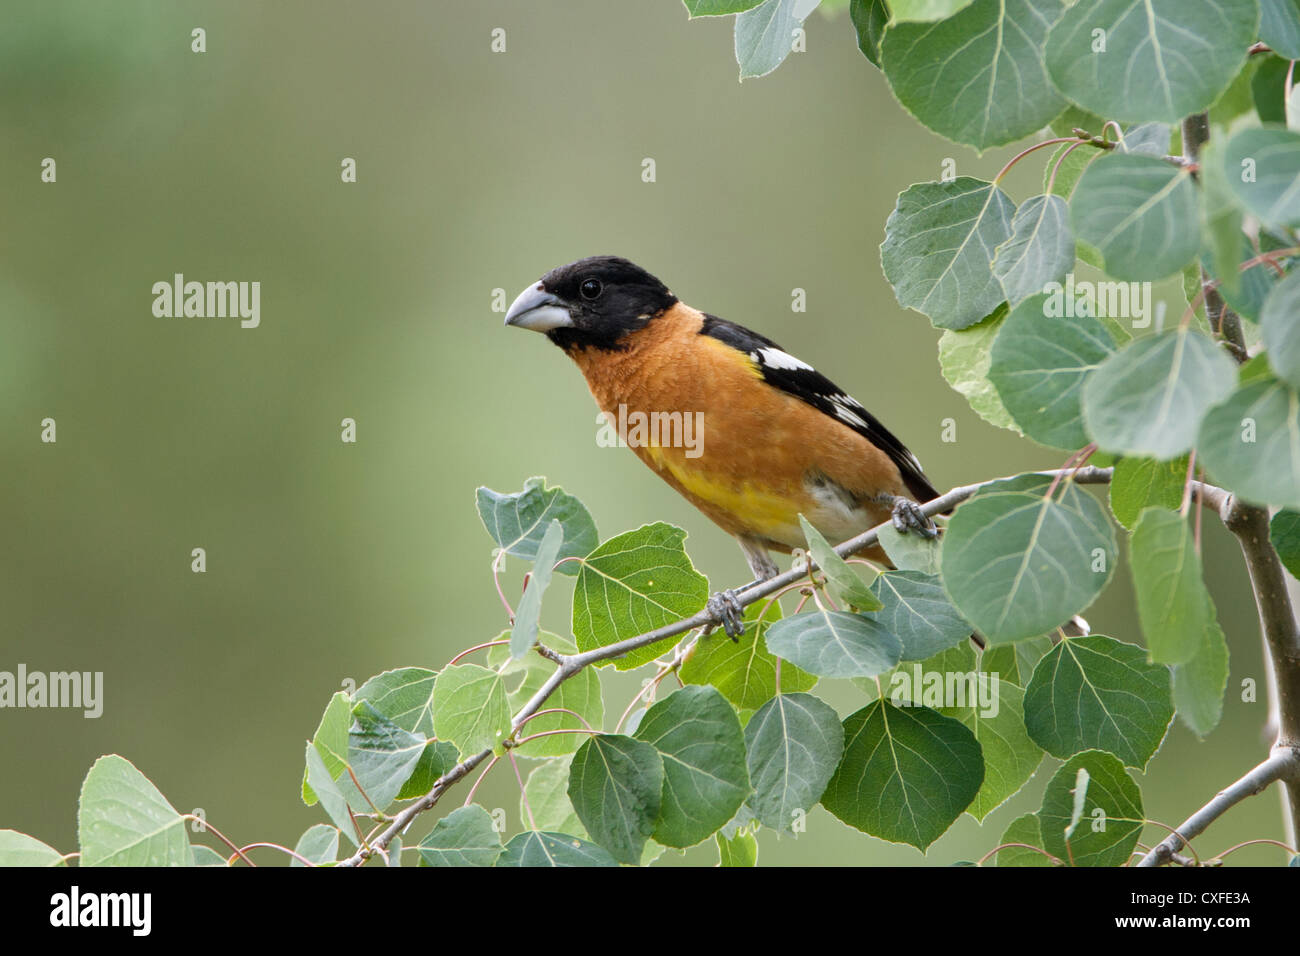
top-left (707, 589), bottom-right (745, 641)
top-left (891, 497), bottom-right (938, 539)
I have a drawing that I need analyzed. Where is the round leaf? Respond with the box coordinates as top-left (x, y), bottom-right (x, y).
top-left (880, 0), bottom-right (1068, 151)
top-left (988, 294), bottom-right (1116, 449)
top-left (1082, 329), bottom-right (1238, 459)
top-left (1198, 376), bottom-right (1300, 508)
top-left (822, 700), bottom-right (984, 852)
top-left (1023, 635), bottom-right (1173, 768)
top-left (1069, 154), bottom-right (1199, 280)
top-left (765, 607), bottom-right (903, 677)
top-left (1044, 0), bottom-right (1257, 124)
top-left (940, 474), bottom-right (1116, 643)
top-left (633, 686), bottom-right (750, 848)
top-left (882, 177), bottom-right (1015, 330)
top-left (744, 692), bottom-right (845, 831)
top-left (1038, 751), bottom-right (1144, 866)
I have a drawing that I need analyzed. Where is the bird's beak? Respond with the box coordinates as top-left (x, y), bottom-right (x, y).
top-left (504, 282), bottom-right (574, 332)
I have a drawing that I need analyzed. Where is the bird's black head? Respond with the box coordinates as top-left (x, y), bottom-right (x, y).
top-left (504, 256), bottom-right (678, 351)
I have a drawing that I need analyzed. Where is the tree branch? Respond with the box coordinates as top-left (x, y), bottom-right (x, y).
top-left (1137, 748), bottom-right (1300, 866)
top-left (336, 464), bottom-right (1233, 867)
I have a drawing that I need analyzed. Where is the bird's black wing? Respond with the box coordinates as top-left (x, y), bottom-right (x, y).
top-left (699, 314), bottom-right (940, 503)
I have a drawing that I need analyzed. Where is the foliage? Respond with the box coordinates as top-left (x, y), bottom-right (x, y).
top-left (5, 0), bottom-right (1299, 869)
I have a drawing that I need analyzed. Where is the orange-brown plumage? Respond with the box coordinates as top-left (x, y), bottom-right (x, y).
top-left (566, 302), bottom-right (907, 565)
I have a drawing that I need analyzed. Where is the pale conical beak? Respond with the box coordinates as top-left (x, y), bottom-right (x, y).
top-left (504, 282), bottom-right (574, 332)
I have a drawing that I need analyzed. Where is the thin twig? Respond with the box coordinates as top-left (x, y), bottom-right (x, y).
top-left (1138, 749), bottom-right (1300, 866)
top-left (338, 464), bottom-right (1233, 867)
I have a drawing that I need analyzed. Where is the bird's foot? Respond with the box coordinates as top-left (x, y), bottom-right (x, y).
top-left (890, 496), bottom-right (938, 538)
top-left (706, 589), bottom-right (746, 641)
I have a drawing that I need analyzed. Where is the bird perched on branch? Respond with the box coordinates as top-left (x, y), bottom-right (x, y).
top-left (504, 255), bottom-right (941, 637)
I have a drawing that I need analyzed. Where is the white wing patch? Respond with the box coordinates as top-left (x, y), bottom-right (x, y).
top-left (753, 347), bottom-right (813, 372)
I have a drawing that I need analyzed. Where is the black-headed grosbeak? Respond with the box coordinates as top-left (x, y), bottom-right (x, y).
top-left (504, 255), bottom-right (940, 636)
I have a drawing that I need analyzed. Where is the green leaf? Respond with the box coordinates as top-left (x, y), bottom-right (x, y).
top-left (988, 294), bottom-right (1117, 449)
top-left (1082, 329), bottom-right (1239, 459)
top-left (744, 692), bottom-right (845, 831)
top-left (684, 0), bottom-right (767, 14)
top-left (417, 805), bottom-right (502, 867)
top-left (890, 0), bottom-right (975, 17)
top-left (822, 700), bottom-right (984, 852)
top-left (937, 306), bottom-right (1022, 432)
top-left (1262, 269), bottom-right (1300, 389)
top-left (291, 824), bottom-right (339, 867)
top-left (1024, 635), bottom-right (1173, 768)
top-left (1206, 232), bottom-right (1292, 322)
top-left (489, 635), bottom-right (604, 758)
top-left (940, 474), bottom-right (1116, 643)
top-left (523, 758), bottom-right (586, 833)
top-left (303, 744), bottom-right (358, 843)
top-left (716, 829), bottom-right (759, 866)
top-left (734, 0), bottom-right (819, 80)
top-left (0, 830), bottom-right (65, 867)
top-left (354, 667), bottom-right (437, 736)
top-left (510, 518), bottom-right (562, 659)
top-left (1261, 0), bottom-right (1300, 62)
top-left (881, 178), bottom-right (1016, 330)
top-left (981, 634), bottom-right (1055, 686)
top-left (877, 523), bottom-right (943, 575)
top-left (1218, 127), bottom-right (1300, 229)
top-left (848, 0), bottom-right (889, 66)
top-left (1271, 510), bottom-right (1300, 579)
top-left (1171, 613), bottom-right (1230, 736)
top-left (1198, 375), bottom-right (1300, 508)
top-left (1116, 122), bottom-right (1173, 156)
top-left (476, 477), bottom-right (597, 575)
top-left (431, 664), bottom-right (512, 758)
top-left (799, 514), bottom-right (882, 610)
top-left (572, 522), bottom-right (709, 671)
top-left (1038, 751), bottom-right (1144, 866)
top-left (1108, 456), bottom-right (1189, 529)
top-left (347, 701), bottom-right (429, 810)
top-left (634, 686), bottom-right (751, 847)
top-left (992, 196), bottom-right (1076, 307)
top-left (765, 606), bottom-right (903, 677)
top-left (398, 740), bottom-right (459, 800)
top-left (880, 0), bottom-right (1067, 151)
top-left (1044, 0), bottom-right (1257, 124)
top-left (1069, 155), bottom-right (1199, 280)
top-left (78, 755), bottom-right (191, 867)
top-left (680, 600), bottom-right (817, 710)
top-left (1044, 142), bottom-right (1102, 199)
top-left (1253, 55), bottom-right (1293, 123)
top-left (498, 831), bottom-right (618, 867)
top-left (940, 678), bottom-right (1044, 820)
top-left (190, 845), bottom-right (226, 866)
top-left (998, 813), bottom-right (1054, 866)
top-left (868, 570), bottom-right (973, 661)
top-left (568, 735), bottom-right (664, 865)
top-left (302, 691), bottom-right (351, 805)
top-left (1129, 509), bottom-right (1212, 664)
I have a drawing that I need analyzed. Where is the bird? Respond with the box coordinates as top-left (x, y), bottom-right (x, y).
top-left (503, 255), bottom-right (941, 637)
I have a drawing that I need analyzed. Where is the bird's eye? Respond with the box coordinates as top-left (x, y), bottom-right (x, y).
top-left (579, 278), bottom-right (603, 300)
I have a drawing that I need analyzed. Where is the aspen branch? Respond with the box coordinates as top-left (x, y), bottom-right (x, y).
top-left (1138, 748), bottom-right (1300, 866)
top-left (338, 464), bottom-right (1155, 867)
top-left (336, 464), bottom-right (1247, 867)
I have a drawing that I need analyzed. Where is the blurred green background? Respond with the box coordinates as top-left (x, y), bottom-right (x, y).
top-left (1, 0), bottom-right (1287, 865)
